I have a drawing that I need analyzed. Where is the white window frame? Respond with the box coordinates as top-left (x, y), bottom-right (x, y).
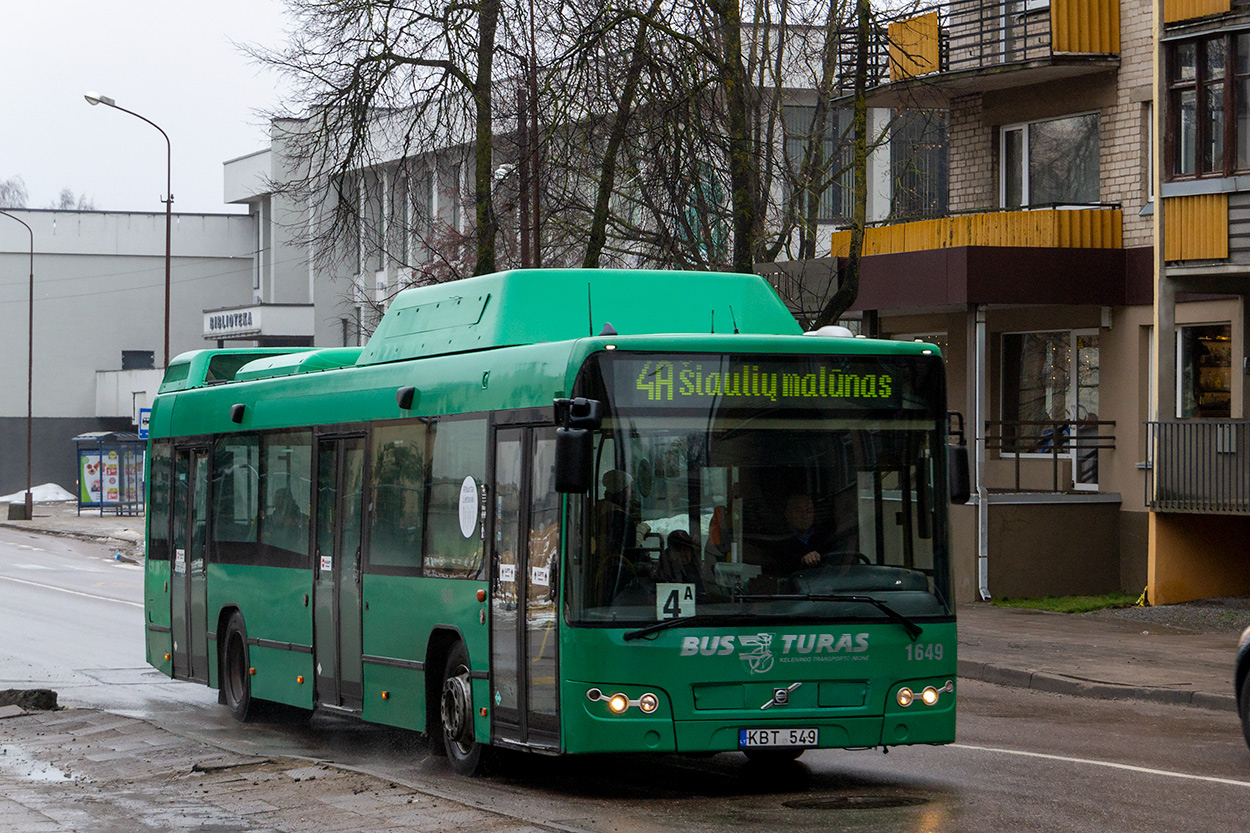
top-left (1000, 328), bottom-right (1100, 462)
top-left (999, 111), bottom-right (1101, 209)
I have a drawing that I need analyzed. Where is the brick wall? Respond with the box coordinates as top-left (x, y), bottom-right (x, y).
top-left (1110, 0), bottom-right (1154, 249)
top-left (944, 0), bottom-right (1156, 248)
top-left (948, 95), bottom-right (995, 212)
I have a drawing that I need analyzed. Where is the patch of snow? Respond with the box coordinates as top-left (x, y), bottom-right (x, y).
top-left (0, 483), bottom-right (77, 503)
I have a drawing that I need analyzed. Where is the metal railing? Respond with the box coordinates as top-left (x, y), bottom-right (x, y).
top-left (985, 419), bottom-right (1116, 492)
top-left (943, 0), bottom-right (1055, 72)
top-left (885, 0), bottom-right (1120, 79)
top-left (1146, 421), bottom-right (1250, 515)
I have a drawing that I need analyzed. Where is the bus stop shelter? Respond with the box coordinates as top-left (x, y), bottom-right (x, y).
top-left (72, 432), bottom-right (145, 516)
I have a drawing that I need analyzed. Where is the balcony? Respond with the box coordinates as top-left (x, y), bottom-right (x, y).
top-left (1147, 421), bottom-right (1250, 515)
top-left (830, 204), bottom-right (1122, 257)
top-left (829, 204), bottom-right (1149, 312)
top-left (987, 419), bottom-right (1116, 492)
top-left (871, 0), bottom-right (1121, 106)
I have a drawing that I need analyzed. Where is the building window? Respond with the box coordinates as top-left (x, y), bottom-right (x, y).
top-left (1001, 113), bottom-right (1100, 208)
top-left (783, 105), bottom-right (852, 222)
top-left (890, 109), bottom-right (949, 220)
top-left (1001, 330), bottom-right (1099, 453)
top-left (1168, 34), bottom-right (1250, 178)
top-left (1177, 323), bottom-right (1232, 418)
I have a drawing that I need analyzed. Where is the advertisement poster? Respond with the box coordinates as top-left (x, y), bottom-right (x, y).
top-left (103, 450), bottom-right (120, 504)
top-left (79, 452), bottom-right (102, 505)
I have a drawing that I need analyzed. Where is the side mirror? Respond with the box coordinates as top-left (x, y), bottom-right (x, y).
top-left (554, 397), bottom-right (603, 429)
top-left (553, 397), bottom-right (603, 494)
top-left (555, 427), bottom-right (593, 493)
top-left (948, 443), bottom-right (971, 505)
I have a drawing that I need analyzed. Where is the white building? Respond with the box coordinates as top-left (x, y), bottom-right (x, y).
top-left (0, 209), bottom-right (258, 496)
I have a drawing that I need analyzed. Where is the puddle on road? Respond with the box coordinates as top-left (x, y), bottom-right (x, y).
top-left (0, 744), bottom-right (74, 783)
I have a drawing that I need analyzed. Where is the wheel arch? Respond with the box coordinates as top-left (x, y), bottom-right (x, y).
top-left (424, 626), bottom-right (471, 733)
top-left (214, 605), bottom-right (243, 691)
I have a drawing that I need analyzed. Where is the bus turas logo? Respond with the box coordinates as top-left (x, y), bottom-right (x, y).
top-left (738, 633), bottom-right (775, 674)
top-left (679, 632), bottom-right (870, 674)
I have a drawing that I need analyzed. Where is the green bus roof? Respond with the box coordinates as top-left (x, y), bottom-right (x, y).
top-left (233, 347), bottom-right (365, 382)
top-left (355, 269), bottom-right (803, 366)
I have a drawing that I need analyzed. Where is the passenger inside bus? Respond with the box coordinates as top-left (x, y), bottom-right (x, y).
top-left (658, 529), bottom-right (706, 596)
top-left (758, 494), bottom-right (830, 576)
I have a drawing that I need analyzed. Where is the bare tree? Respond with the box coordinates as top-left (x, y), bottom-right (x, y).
top-left (50, 188), bottom-right (96, 211)
top-left (0, 176), bottom-right (28, 209)
top-left (251, 0), bottom-right (941, 336)
top-left (252, 0), bottom-right (509, 278)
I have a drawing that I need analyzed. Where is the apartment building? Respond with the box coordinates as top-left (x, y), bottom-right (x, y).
top-left (842, 0), bottom-right (1160, 603)
top-left (1147, 1), bottom-right (1250, 603)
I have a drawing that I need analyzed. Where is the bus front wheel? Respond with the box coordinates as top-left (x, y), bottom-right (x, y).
top-left (221, 612), bottom-right (254, 722)
top-left (440, 642), bottom-right (485, 775)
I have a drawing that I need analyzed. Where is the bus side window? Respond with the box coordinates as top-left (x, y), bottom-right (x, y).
top-left (148, 441), bottom-right (173, 561)
top-left (368, 422), bottom-right (427, 574)
top-left (212, 436), bottom-right (259, 564)
top-left (423, 417), bottom-right (487, 579)
top-left (260, 432), bottom-right (312, 564)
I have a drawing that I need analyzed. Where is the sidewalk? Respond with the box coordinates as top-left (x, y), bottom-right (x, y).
top-left (0, 500), bottom-right (144, 560)
top-left (4, 501), bottom-right (1241, 712)
top-left (0, 708), bottom-right (549, 833)
top-left (957, 603), bottom-right (1239, 711)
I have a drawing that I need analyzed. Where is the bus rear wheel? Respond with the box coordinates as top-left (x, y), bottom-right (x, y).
top-left (221, 612), bottom-right (254, 722)
top-left (440, 642), bottom-right (485, 775)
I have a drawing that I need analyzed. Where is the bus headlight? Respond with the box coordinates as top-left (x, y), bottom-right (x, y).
top-left (638, 693), bottom-right (659, 714)
top-left (897, 687), bottom-right (914, 707)
top-left (921, 686), bottom-right (940, 706)
top-left (608, 693), bottom-right (630, 714)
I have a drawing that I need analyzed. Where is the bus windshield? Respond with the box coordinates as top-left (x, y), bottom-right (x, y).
top-left (566, 351), bottom-right (952, 627)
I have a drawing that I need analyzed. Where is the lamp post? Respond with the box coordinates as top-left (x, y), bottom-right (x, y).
top-left (0, 209), bottom-right (34, 520)
top-left (84, 92), bottom-right (173, 368)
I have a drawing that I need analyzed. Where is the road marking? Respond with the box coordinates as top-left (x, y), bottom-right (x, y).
top-left (954, 743), bottom-right (1250, 788)
top-left (0, 574), bottom-right (142, 608)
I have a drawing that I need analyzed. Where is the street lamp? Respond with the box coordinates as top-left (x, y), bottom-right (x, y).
top-left (84, 91), bottom-right (173, 368)
top-left (0, 209), bottom-right (35, 520)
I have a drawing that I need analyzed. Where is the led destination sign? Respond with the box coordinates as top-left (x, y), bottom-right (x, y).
top-left (604, 354), bottom-right (934, 410)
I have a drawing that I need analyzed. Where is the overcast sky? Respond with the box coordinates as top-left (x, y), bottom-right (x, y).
top-left (1, 1), bottom-right (291, 214)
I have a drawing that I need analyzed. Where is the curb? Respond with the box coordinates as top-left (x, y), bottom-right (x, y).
top-left (958, 659), bottom-right (1237, 712)
top-left (0, 522), bottom-right (143, 564)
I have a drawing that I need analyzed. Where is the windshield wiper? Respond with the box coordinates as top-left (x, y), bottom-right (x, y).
top-left (737, 594), bottom-right (924, 641)
top-left (623, 613), bottom-right (758, 641)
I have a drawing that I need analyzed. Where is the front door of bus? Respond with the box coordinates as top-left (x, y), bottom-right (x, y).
top-left (170, 445), bottom-right (209, 683)
top-left (313, 435), bottom-right (366, 711)
top-left (490, 426), bottom-right (560, 748)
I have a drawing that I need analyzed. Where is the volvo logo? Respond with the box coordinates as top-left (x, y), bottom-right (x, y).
top-left (760, 682), bottom-right (802, 710)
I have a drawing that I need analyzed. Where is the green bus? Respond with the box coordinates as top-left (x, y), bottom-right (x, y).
top-left (144, 269), bottom-right (962, 774)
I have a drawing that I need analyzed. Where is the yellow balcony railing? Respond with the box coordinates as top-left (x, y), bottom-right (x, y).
top-left (1164, 194), bottom-right (1228, 262)
top-left (830, 208), bottom-right (1123, 258)
top-left (889, 13), bottom-right (941, 82)
top-left (1163, 0), bottom-right (1230, 24)
top-left (1051, 0), bottom-right (1120, 53)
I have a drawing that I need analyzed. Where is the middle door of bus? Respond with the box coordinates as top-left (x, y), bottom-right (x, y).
top-left (312, 433), bottom-right (366, 711)
top-left (490, 425), bottom-right (561, 748)
top-left (170, 444), bottom-right (209, 683)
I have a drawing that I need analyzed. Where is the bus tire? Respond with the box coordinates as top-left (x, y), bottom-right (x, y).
top-left (440, 642), bottom-right (485, 775)
top-left (221, 612), bottom-right (254, 722)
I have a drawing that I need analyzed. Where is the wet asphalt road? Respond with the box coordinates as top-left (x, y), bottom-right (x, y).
top-left (3, 526), bottom-right (1250, 833)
